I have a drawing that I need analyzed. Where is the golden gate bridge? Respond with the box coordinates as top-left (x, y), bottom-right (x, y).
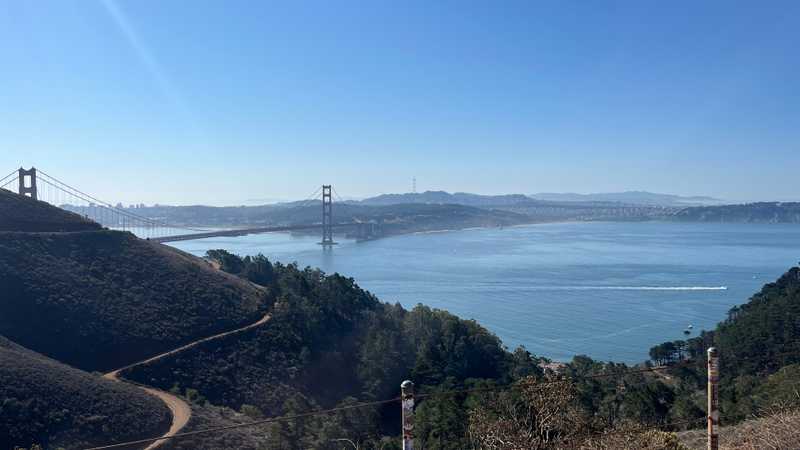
top-left (0, 167), bottom-right (352, 245)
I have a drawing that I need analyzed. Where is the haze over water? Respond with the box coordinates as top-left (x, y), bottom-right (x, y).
top-left (171, 222), bottom-right (800, 363)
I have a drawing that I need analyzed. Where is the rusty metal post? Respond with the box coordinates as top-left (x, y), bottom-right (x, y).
top-left (707, 347), bottom-right (719, 450)
top-left (401, 380), bottom-right (415, 450)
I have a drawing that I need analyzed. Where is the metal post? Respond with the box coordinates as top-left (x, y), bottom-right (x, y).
top-left (707, 347), bottom-right (719, 450)
top-left (401, 380), bottom-right (415, 450)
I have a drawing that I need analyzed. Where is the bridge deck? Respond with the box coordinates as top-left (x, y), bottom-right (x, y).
top-left (151, 223), bottom-right (356, 243)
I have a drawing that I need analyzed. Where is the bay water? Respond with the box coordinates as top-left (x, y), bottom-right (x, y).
top-left (170, 222), bottom-right (800, 363)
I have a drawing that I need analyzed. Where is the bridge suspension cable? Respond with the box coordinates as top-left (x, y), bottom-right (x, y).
top-left (6, 167), bottom-right (350, 243)
top-left (0, 169), bottom-right (19, 186)
top-left (0, 176), bottom-right (19, 191)
top-left (4, 167), bottom-right (208, 239)
top-left (285, 185), bottom-right (323, 210)
top-left (37, 169), bottom-right (206, 231)
top-left (332, 185), bottom-right (346, 204)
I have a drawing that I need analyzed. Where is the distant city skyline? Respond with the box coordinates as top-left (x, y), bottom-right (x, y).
top-left (2, 1), bottom-right (798, 205)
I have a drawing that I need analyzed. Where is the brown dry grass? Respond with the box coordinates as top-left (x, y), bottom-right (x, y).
top-left (678, 407), bottom-right (800, 450)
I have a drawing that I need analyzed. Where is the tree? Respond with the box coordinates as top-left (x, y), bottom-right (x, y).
top-left (467, 375), bottom-right (587, 449)
top-left (205, 249), bottom-right (244, 273)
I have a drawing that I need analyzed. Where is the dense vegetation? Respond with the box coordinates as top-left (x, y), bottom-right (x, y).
top-left (0, 188), bottom-right (101, 232)
top-left (0, 335), bottom-right (170, 449)
top-left (126, 250), bottom-right (700, 449)
top-left (0, 230), bottom-right (265, 372)
top-left (126, 250), bottom-right (527, 449)
top-left (648, 267), bottom-right (800, 426)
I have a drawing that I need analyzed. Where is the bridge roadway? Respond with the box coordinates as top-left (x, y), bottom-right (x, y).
top-left (150, 223), bottom-right (357, 243)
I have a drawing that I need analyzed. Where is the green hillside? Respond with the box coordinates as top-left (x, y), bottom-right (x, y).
top-left (0, 335), bottom-right (170, 450)
top-left (0, 230), bottom-right (266, 372)
top-left (0, 188), bottom-right (101, 232)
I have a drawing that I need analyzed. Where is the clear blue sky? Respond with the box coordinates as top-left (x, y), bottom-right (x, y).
top-left (1, 1), bottom-right (798, 205)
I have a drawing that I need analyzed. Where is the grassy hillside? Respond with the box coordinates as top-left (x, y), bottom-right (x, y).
top-left (0, 335), bottom-right (170, 450)
top-left (0, 230), bottom-right (265, 372)
top-left (0, 188), bottom-right (101, 232)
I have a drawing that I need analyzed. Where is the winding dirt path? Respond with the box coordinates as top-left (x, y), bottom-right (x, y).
top-left (103, 313), bottom-right (271, 449)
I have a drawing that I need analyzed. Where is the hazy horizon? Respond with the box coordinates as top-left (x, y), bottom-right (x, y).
top-left (42, 188), bottom-right (777, 208)
top-left (2, 1), bottom-right (798, 205)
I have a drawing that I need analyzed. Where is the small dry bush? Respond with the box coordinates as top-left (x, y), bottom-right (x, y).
top-left (574, 427), bottom-right (689, 450)
top-left (718, 406), bottom-right (800, 450)
top-left (467, 375), bottom-right (689, 450)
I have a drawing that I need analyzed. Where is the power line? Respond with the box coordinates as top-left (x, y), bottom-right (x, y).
top-left (84, 348), bottom-right (800, 449)
top-left (417, 347), bottom-right (800, 401)
top-left (83, 397), bottom-right (401, 450)
top-left (583, 416), bottom-right (708, 439)
top-left (415, 359), bottom-right (699, 400)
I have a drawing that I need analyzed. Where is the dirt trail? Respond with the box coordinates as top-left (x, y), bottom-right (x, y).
top-left (103, 313), bottom-right (270, 449)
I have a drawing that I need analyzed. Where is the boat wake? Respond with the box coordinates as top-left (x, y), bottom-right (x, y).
top-left (529, 286), bottom-right (728, 291)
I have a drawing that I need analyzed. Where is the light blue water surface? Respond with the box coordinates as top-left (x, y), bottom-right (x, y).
top-left (169, 222), bottom-right (800, 363)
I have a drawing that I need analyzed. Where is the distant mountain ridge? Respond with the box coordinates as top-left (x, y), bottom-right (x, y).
top-left (529, 190), bottom-right (724, 206)
top-left (358, 190), bottom-right (723, 207)
top-left (358, 190), bottom-right (531, 207)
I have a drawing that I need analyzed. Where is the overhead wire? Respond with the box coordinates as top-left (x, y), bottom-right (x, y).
top-left (82, 348), bottom-right (800, 449)
top-left (83, 397), bottom-right (401, 450)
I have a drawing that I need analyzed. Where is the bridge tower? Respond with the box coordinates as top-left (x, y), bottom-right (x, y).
top-left (321, 185), bottom-right (336, 246)
top-left (18, 167), bottom-right (37, 200)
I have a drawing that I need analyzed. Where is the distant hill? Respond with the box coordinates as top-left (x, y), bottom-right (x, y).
top-left (359, 189), bottom-right (724, 208)
top-left (0, 191), bottom-right (266, 372)
top-left (358, 191), bottom-right (532, 207)
top-left (0, 335), bottom-right (170, 449)
top-left (0, 188), bottom-right (101, 232)
top-left (67, 200), bottom-right (535, 234)
top-left (530, 191), bottom-right (724, 206)
top-left (670, 202), bottom-right (800, 223)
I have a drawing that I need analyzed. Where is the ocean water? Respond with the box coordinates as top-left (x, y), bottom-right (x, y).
top-left (169, 222), bottom-right (800, 363)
